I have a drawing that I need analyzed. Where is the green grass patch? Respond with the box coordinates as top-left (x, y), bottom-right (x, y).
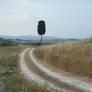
top-left (0, 42), bottom-right (17, 47)
top-left (0, 46), bottom-right (50, 92)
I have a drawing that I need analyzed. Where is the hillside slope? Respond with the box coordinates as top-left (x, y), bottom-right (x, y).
top-left (34, 41), bottom-right (92, 78)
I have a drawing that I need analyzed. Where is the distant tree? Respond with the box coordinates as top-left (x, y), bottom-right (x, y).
top-left (37, 20), bottom-right (46, 44)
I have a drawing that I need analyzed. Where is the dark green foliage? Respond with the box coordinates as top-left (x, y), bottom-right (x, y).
top-left (37, 20), bottom-right (46, 35)
top-left (0, 42), bottom-right (17, 47)
top-left (37, 20), bottom-right (46, 44)
top-left (35, 42), bottom-right (42, 46)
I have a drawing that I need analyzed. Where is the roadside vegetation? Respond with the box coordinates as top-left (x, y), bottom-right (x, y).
top-left (34, 39), bottom-right (92, 78)
top-left (0, 42), bottom-right (17, 46)
top-left (0, 46), bottom-right (50, 92)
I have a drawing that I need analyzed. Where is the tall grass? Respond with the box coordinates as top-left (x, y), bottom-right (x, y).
top-left (0, 46), bottom-right (50, 92)
top-left (34, 41), bottom-right (92, 78)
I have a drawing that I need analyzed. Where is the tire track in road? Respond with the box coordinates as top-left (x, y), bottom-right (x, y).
top-left (20, 48), bottom-right (62, 92)
top-left (20, 48), bottom-right (92, 92)
top-left (25, 49), bottom-right (78, 92)
top-left (29, 48), bottom-right (92, 92)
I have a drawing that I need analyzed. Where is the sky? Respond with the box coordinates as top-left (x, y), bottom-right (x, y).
top-left (0, 0), bottom-right (92, 39)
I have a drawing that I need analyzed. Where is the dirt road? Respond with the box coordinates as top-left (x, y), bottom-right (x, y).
top-left (19, 48), bottom-right (92, 92)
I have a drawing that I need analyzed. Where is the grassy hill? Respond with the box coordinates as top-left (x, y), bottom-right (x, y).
top-left (34, 40), bottom-right (92, 78)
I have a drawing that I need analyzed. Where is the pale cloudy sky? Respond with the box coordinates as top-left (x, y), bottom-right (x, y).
top-left (0, 0), bottom-right (92, 38)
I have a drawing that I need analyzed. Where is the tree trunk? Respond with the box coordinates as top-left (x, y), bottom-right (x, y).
top-left (40, 35), bottom-right (42, 45)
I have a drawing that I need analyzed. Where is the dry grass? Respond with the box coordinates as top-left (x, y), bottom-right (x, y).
top-left (25, 50), bottom-right (84, 92)
top-left (34, 41), bottom-right (92, 78)
top-left (0, 46), bottom-right (50, 92)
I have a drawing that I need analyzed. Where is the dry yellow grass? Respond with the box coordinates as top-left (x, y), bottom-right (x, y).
top-left (34, 42), bottom-right (92, 78)
top-left (0, 46), bottom-right (50, 92)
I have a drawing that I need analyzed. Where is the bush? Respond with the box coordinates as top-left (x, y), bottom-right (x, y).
top-left (0, 42), bottom-right (17, 47)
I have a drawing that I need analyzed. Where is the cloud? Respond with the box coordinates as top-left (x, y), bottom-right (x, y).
top-left (0, 8), bottom-right (29, 23)
top-left (19, 13), bottom-right (29, 22)
top-left (16, 0), bottom-right (31, 6)
top-left (0, 0), bottom-right (92, 38)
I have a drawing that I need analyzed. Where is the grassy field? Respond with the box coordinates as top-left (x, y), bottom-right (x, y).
top-left (0, 46), bottom-right (50, 92)
top-left (34, 40), bottom-right (92, 78)
top-left (0, 42), bottom-right (18, 46)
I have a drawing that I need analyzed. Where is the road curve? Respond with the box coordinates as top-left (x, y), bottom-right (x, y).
top-left (20, 48), bottom-right (62, 92)
top-left (29, 48), bottom-right (92, 92)
top-left (19, 48), bottom-right (92, 92)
